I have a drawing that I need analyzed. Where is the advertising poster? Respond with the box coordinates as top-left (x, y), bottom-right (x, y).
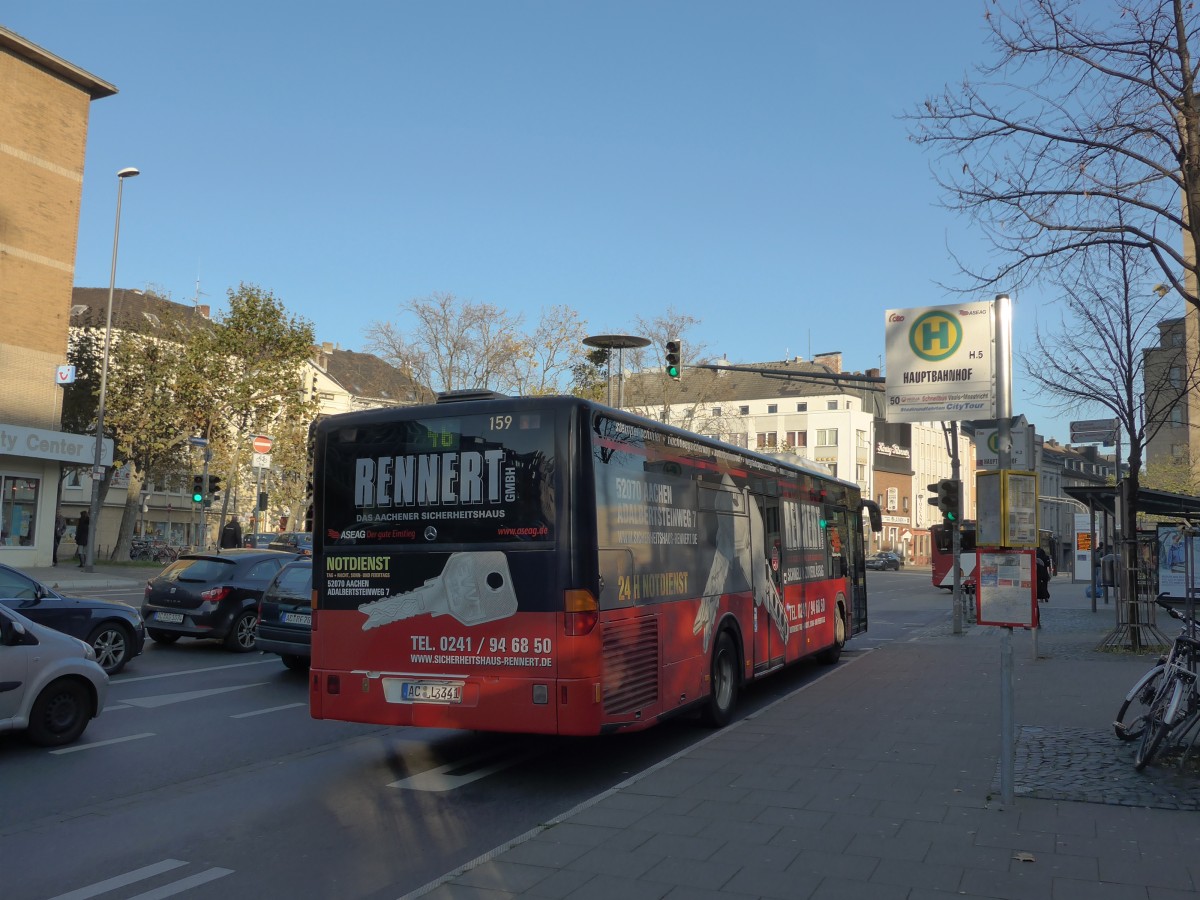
top-left (976, 549), bottom-right (1035, 627)
top-left (1157, 523), bottom-right (1199, 601)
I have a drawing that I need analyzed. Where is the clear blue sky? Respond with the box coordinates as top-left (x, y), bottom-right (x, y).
top-left (6, 1), bottom-right (1119, 444)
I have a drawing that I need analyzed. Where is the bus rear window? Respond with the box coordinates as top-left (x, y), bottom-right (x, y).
top-left (321, 411), bottom-right (556, 546)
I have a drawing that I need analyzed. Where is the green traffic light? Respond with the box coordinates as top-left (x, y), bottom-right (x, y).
top-left (666, 364), bottom-right (679, 378)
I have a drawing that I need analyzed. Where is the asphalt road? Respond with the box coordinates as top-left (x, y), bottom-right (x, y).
top-left (4, 570), bottom-right (947, 900)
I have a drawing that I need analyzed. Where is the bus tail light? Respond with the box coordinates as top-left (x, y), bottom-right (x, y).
top-left (564, 589), bottom-right (598, 636)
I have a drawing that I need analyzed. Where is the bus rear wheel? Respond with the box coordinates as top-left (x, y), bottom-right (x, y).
top-left (701, 631), bottom-right (739, 728)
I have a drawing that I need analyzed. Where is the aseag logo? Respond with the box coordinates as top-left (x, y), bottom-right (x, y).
top-left (908, 310), bottom-right (962, 362)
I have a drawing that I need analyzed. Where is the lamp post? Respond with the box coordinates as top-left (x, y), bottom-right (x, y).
top-left (84, 166), bottom-right (139, 572)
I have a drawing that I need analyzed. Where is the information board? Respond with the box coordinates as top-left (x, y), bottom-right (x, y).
top-left (976, 549), bottom-right (1035, 628)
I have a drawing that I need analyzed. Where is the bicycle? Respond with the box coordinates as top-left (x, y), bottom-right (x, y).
top-left (1114, 599), bottom-right (1199, 741)
top-left (1129, 598), bottom-right (1200, 771)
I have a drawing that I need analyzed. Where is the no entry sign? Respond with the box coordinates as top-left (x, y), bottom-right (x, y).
top-left (251, 435), bottom-right (273, 454)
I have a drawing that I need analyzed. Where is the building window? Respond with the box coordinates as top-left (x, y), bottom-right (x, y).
top-left (711, 407), bottom-right (721, 417)
top-left (756, 432), bottom-right (778, 449)
top-left (902, 496), bottom-right (909, 512)
top-left (724, 433), bottom-right (748, 448)
top-left (886, 487), bottom-right (898, 511)
top-left (1172, 332), bottom-right (1185, 347)
top-left (826, 463), bottom-right (838, 478)
top-left (739, 405), bottom-right (750, 415)
top-left (827, 400), bottom-right (838, 410)
top-left (1171, 406), bottom-right (1186, 427)
top-left (816, 428), bottom-right (838, 446)
top-left (796, 402), bottom-right (807, 412)
top-left (857, 463), bottom-right (867, 482)
top-left (1170, 366), bottom-right (1185, 389)
top-left (0, 475), bottom-right (40, 546)
top-left (786, 430), bottom-right (808, 448)
top-left (856, 429), bottom-right (869, 449)
top-left (767, 404), bottom-right (778, 414)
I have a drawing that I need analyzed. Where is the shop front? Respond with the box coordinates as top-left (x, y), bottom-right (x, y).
top-left (0, 423), bottom-right (111, 567)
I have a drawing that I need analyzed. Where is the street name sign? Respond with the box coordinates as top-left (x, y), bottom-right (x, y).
top-left (1069, 418), bottom-right (1117, 445)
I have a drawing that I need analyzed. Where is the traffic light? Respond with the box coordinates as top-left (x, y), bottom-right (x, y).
top-left (665, 339), bottom-right (681, 380)
top-left (192, 475), bottom-right (204, 504)
top-left (207, 475), bottom-right (223, 504)
top-left (928, 478), bottom-right (961, 523)
top-left (942, 479), bottom-right (961, 522)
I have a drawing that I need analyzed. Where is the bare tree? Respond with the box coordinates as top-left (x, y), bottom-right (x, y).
top-left (366, 293), bottom-right (524, 397)
top-left (1024, 239), bottom-right (1196, 517)
top-left (510, 304), bottom-right (589, 396)
top-left (367, 294), bottom-right (588, 397)
top-left (620, 307), bottom-right (716, 424)
top-left (908, 0), bottom-right (1200, 312)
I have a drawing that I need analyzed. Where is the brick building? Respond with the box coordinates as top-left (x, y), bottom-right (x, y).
top-left (0, 27), bottom-right (115, 565)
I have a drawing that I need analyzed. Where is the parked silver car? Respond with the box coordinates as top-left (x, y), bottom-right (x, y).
top-left (0, 604), bottom-right (109, 746)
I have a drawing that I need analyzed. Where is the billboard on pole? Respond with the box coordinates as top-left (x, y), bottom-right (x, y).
top-left (885, 302), bottom-right (997, 423)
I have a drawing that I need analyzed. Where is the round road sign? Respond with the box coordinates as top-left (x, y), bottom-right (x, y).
top-left (251, 435), bottom-right (273, 454)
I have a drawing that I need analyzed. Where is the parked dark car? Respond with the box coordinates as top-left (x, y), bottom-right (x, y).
top-left (267, 532), bottom-right (313, 557)
top-left (0, 562), bottom-right (145, 675)
top-left (865, 552), bottom-right (903, 571)
top-left (256, 560), bottom-right (313, 671)
top-left (242, 532), bottom-right (275, 549)
top-left (141, 549), bottom-right (301, 652)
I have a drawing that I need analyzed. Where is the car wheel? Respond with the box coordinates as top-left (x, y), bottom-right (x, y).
top-left (224, 610), bottom-right (258, 652)
top-left (26, 677), bottom-right (93, 746)
top-left (148, 629), bottom-right (180, 644)
top-left (89, 622), bottom-right (133, 675)
top-left (281, 654), bottom-right (309, 671)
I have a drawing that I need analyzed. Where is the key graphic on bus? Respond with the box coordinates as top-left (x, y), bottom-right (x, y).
top-left (358, 551), bottom-right (519, 630)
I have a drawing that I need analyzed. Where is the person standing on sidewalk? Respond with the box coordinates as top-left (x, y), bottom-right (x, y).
top-left (52, 513), bottom-right (66, 566)
top-left (74, 510), bottom-right (90, 566)
top-left (219, 515), bottom-right (242, 550)
top-left (1036, 546), bottom-right (1051, 602)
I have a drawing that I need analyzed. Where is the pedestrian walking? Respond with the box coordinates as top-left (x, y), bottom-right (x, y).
top-left (52, 513), bottom-right (66, 566)
top-left (74, 510), bottom-right (90, 566)
top-left (219, 515), bottom-right (243, 550)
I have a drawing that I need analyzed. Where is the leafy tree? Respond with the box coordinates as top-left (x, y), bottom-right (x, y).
top-left (65, 299), bottom-right (203, 560)
top-left (908, 0), bottom-right (1200, 313)
top-left (571, 347), bottom-right (611, 401)
top-left (183, 283), bottom-right (317, 540)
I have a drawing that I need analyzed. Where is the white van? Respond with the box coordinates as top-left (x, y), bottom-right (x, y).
top-left (0, 604), bottom-right (109, 746)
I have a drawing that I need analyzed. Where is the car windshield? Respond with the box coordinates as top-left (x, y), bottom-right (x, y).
top-left (160, 557), bottom-right (237, 583)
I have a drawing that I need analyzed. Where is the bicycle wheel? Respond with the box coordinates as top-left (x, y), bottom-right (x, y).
top-left (1115, 667), bottom-right (1164, 741)
top-left (1134, 714), bottom-right (1169, 770)
top-left (1134, 678), bottom-right (1181, 770)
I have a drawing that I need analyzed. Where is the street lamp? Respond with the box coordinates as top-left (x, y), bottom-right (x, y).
top-left (84, 166), bottom-right (139, 572)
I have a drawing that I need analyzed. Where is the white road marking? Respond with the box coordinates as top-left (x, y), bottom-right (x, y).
top-left (45, 858), bottom-right (187, 899)
top-left (50, 733), bottom-right (155, 755)
top-left (389, 747), bottom-right (543, 792)
top-left (121, 684), bottom-right (267, 709)
top-left (113, 658), bottom-right (278, 684)
top-left (231, 701), bottom-right (307, 718)
top-left (123, 868), bottom-right (233, 899)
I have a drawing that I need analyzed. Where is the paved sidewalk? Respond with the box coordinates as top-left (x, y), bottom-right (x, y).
top-left (409, 584), bottom-right (1200, 900)
top-left (23, 562), bottom-right (150, 592)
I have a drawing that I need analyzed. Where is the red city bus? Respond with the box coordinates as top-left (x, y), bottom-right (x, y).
top-left (309, 392), bottom-right (882, 736)
top-left (931, 520), bottom-right (978, 591)
top-left (931, 522), bottom-right (1054, 592)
